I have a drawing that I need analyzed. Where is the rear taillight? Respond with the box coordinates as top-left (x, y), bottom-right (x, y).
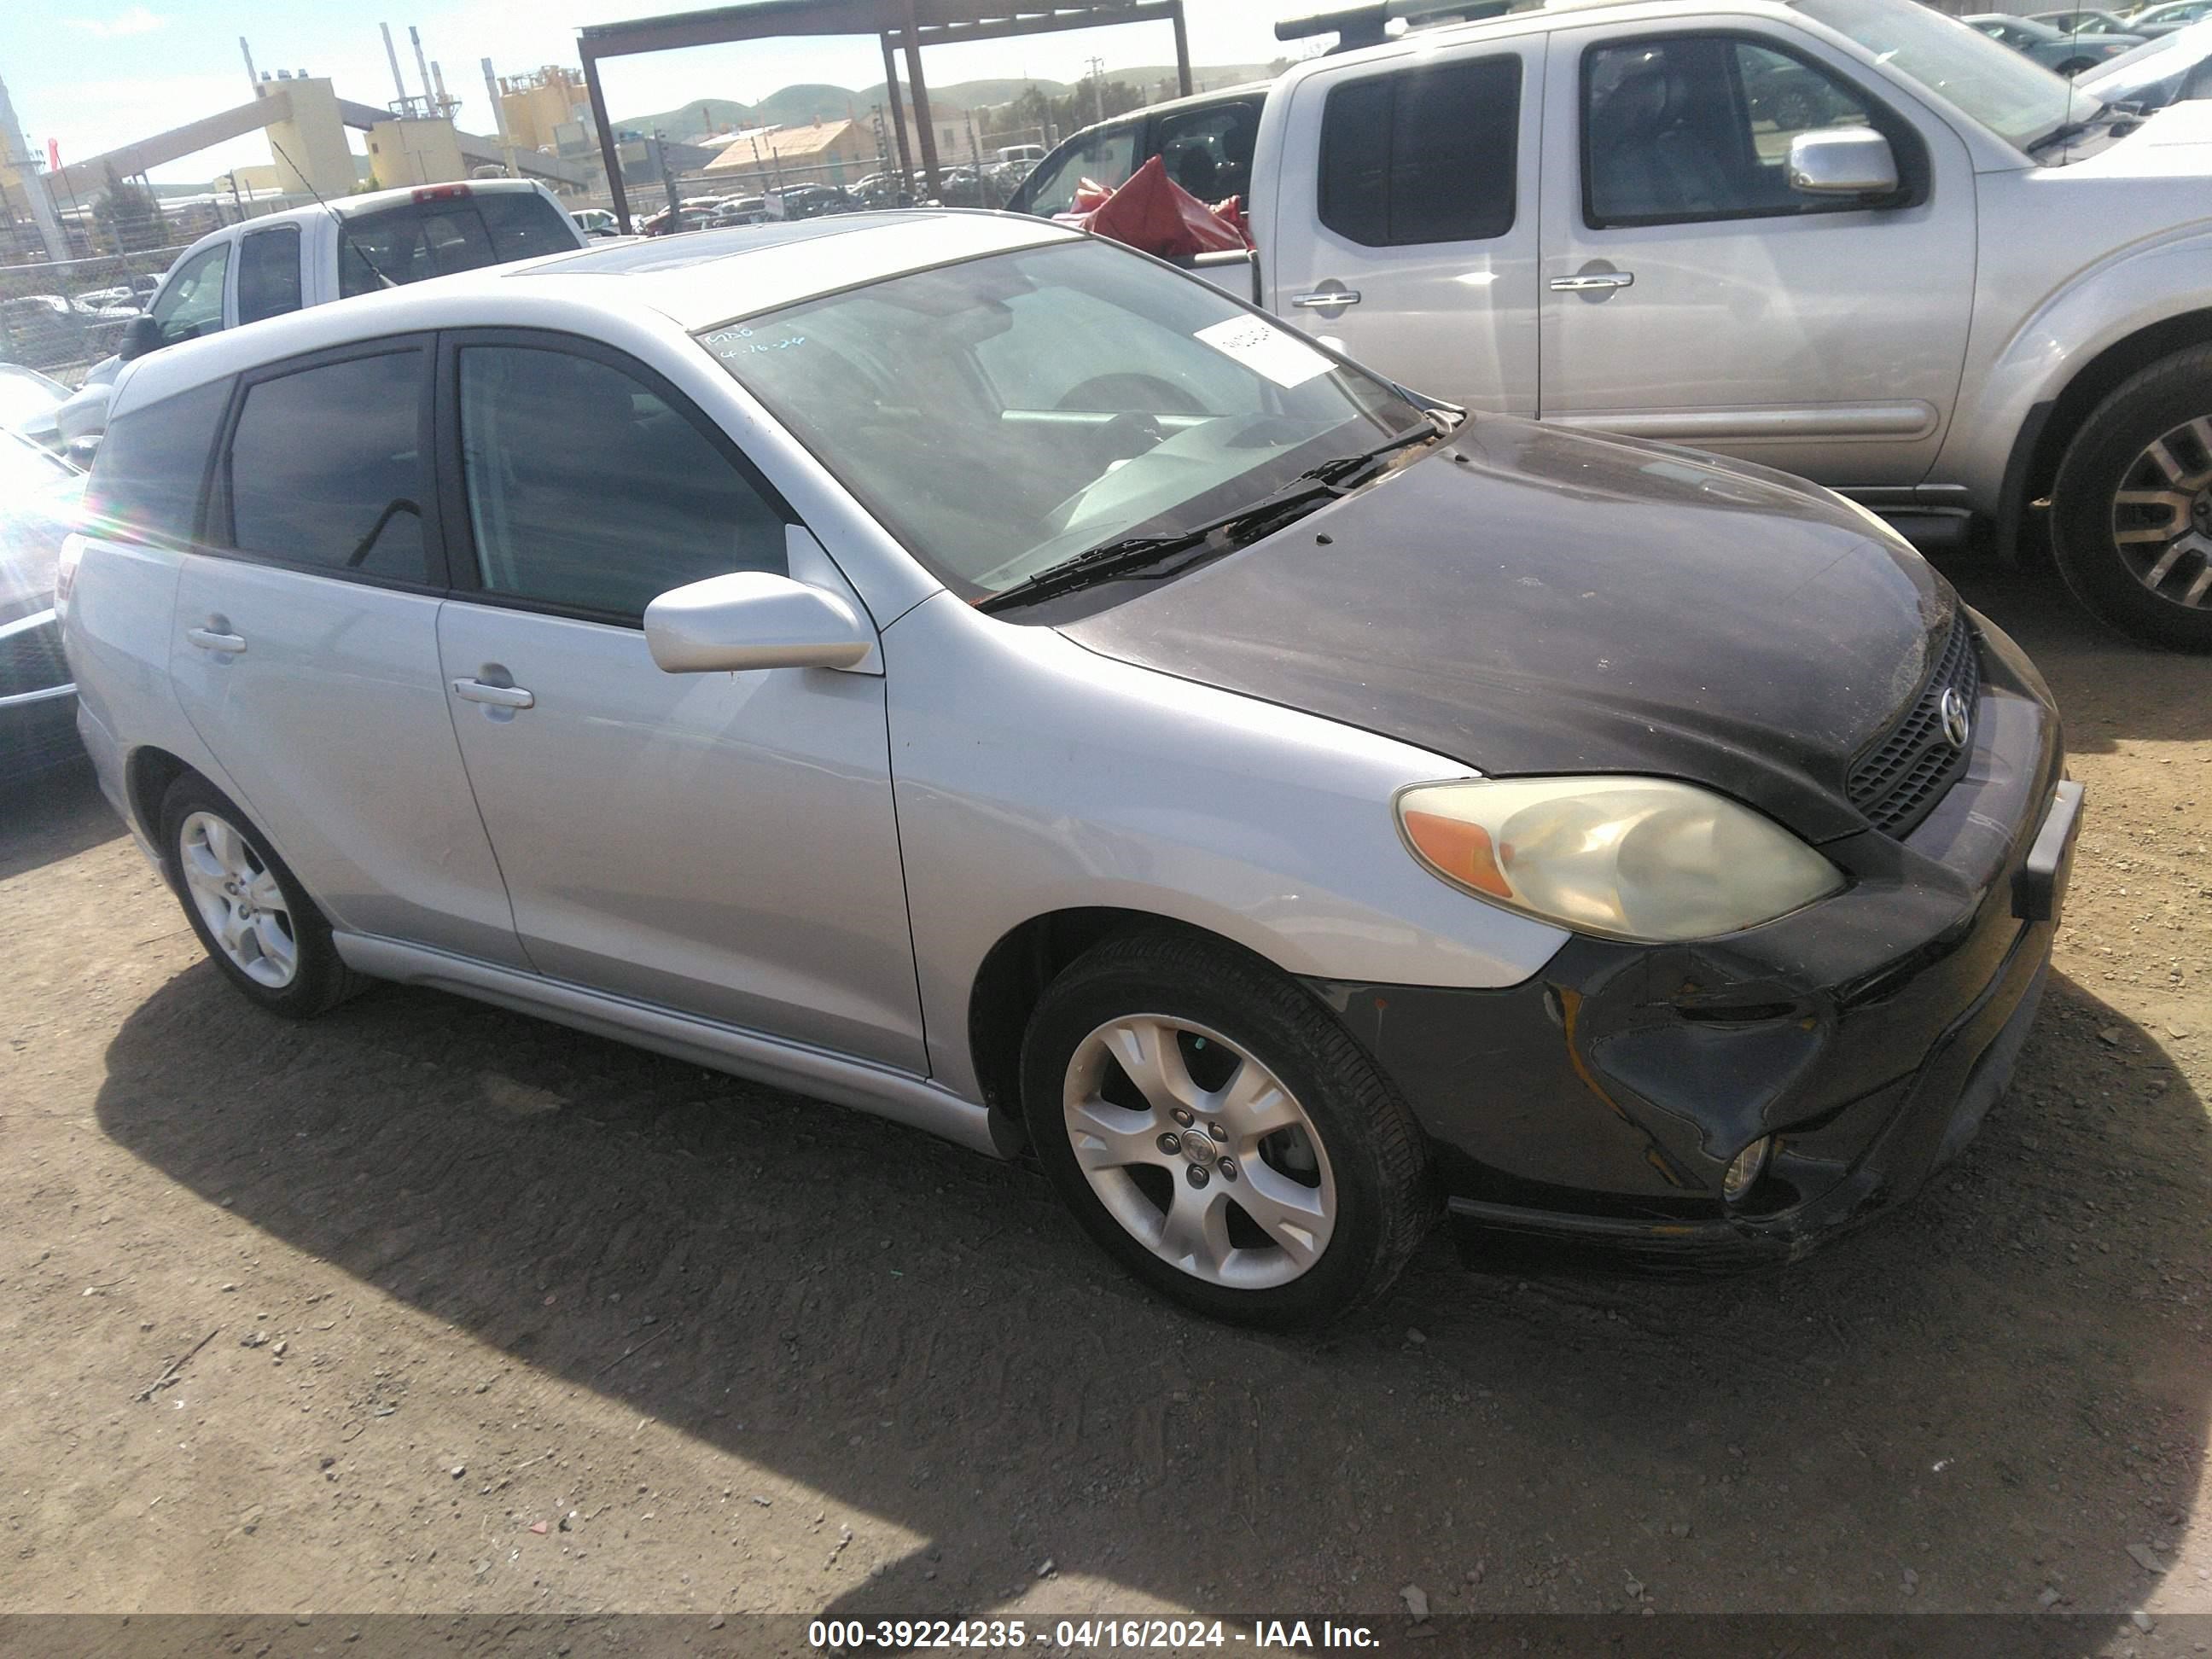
top-left (54, 532), bottom-right (85, 620)
top-left (412, 183), bottom-right (472, 203)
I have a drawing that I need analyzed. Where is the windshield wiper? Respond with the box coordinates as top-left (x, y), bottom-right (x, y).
top-left (978, 421), bottom-right (1452, 614)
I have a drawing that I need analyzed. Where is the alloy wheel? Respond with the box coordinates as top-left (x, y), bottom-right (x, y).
top-left (1061, 1015), bottom-right (1336, 1289)
top-left (2109, 415), bottom-right (2212, 611)
top-left (178, 810), bottom-right (298, 988)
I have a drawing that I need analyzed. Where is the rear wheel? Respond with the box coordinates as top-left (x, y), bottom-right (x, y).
top-left (2050, 344), bottom-right (2212, 650)
top-left (1021, 931), bottom-right (1435, 1327)
top-left (159, 773), bottom-right (368, 1017)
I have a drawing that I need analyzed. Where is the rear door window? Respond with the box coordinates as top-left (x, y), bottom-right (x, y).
top-left (340, 191), bottom-right (575, 298)
top-left (236, 224), bottom-right (304, 325)
top-left (81, 379), bottom-right (230, 548)
top-left (1318, 56), bottom-right (1522, 246)
top-left (219, 347), bottom-right (431, 584)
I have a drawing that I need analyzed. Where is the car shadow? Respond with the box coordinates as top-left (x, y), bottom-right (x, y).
top-left (1931, 557), bottom-right (2209, 752)
top-left (0, 755), bottom-right (120, 883)
top-left (94, 958), bottom-right (2207, 1625)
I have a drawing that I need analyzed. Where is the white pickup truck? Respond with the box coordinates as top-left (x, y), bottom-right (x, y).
top-left (1166, 0), bottom-right (2212, 649)
top-left (56, 178), bottom-right (584, 449)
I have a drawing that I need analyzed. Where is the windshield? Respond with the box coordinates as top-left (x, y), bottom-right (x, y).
top-left (2078, 17), bottom-right (2212, 107)
top-left (1798, 0), bottom-right (2093, 146)
top-left (698, 239), bottom-right (1429, 602)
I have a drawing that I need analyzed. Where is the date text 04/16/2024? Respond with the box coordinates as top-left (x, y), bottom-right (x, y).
top-left (805, 1619), bottom-right (1381, 1650)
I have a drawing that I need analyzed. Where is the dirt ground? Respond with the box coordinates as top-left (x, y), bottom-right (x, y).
top-left (2, 560), bottom-right (2209, 1650)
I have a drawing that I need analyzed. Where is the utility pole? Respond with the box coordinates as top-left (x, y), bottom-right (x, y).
top-left (1086, 55), bottom-right (1106, 126)
top-left (240, 36), bottom-right (260, 95)
top-left (0, 68), bottom-right (66, 262)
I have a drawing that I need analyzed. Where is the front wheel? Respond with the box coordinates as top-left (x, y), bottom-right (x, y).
top-left (1021, 931), bottom-right (1436, 1327)
top-left (2050, 344), bottom-right (2212, 651)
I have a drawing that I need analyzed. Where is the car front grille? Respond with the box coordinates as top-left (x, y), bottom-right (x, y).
top-left (0, 613), bottom-right (69, 701)
top-left (1847, 614), bottom-right (1980, 839)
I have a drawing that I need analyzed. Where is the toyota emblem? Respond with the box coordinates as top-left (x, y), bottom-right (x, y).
top-left (1939, 688), bottom-right (1971, 751)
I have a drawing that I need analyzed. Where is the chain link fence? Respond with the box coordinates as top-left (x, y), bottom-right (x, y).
top-left (0, 243), bottom-right (188, 385)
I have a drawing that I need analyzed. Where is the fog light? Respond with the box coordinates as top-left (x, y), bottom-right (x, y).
top-left (1723, 1136), bottom-right (1773, 1203)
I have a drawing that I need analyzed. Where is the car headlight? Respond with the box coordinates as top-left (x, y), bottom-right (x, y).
top-left (1395, 777), bottom-right (1843, 943)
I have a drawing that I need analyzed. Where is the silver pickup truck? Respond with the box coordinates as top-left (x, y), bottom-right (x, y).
top-left (1146, 0), bottom-right (2212, 649)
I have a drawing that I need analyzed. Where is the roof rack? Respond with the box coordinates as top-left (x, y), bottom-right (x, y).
top-left (1274, 0), bottom-right (1517, 51)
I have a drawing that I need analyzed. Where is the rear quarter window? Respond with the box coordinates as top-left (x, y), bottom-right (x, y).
top-left (340, 191), bottom-right (577, 299)
top-left (81, 380), bottom-right (230, 549)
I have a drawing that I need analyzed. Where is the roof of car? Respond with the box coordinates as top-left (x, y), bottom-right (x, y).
top-left (110, 210), bottom-right (1075, 416)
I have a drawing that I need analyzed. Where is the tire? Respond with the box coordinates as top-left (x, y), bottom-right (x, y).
top-left (158, 772), bottom-right (370, 1018)
top-left (2050, 343), bottom-right (2212, 651)
top-left (2056, 57), bottom-right (2097, 77)
top-left (1020, 930), bottom-right (1436, 1328)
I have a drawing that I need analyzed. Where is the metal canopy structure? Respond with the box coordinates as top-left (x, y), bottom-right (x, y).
top-left (574, 0), bottom-right (1192, 230)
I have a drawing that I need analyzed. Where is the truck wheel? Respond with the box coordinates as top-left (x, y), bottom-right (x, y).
top-left (2050, 344), bottom-right (2212, 651)
top-left (1020, 929), bottom-right (1436, 1328)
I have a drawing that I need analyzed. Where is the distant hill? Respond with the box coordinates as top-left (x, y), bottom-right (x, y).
top-left (615, 64), bottom-right (1280, 140)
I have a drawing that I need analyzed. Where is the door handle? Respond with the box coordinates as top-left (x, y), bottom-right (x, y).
top-left (1549, 271), bottom-right (1634, 292)
top-left (1290, 288), bottom-right (1362, 308)
top-left (184, 627), bottom-right (247, 654)
top-left (451, 678), bottom-right (534, 710)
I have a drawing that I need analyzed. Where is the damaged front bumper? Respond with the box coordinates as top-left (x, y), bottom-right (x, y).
top-left (1307, 612), bottom-right (2082, 1270)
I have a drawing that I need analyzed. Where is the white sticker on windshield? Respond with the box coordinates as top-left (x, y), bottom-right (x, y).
top-left (1194, 317), bottom-right (1334, 387)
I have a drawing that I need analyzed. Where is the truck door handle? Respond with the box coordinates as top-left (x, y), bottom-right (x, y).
top-left (1549, 271), bottom-right (1634, 292)
top-left (1290, 288), bottom-right (1361, 308)
top-left (451, 678), bottom-right (534, 710)
top-left (184, 627), bottom-right (247, 654)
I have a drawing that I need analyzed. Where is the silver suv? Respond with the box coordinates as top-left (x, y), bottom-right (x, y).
top-left (61, 215), bottom-right (2080, 1325)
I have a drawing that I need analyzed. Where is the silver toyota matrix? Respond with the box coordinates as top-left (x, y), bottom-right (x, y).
top-left (61, 213), bottom-right (2083, 1326)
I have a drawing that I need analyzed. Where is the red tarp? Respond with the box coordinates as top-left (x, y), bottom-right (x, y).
top-left (1056, 154), bottom-right (1252, 259)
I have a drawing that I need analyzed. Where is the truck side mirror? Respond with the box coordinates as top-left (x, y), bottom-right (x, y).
top-left (116, 313), bottom-right (162, 362)
top-left (1786, 127), bottom-right (1899, 198)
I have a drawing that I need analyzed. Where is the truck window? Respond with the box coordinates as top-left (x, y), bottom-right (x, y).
top-left (1023, 125), bottom-right (1139, 217)
top-left (236, 224), bottom-right (304, 325)
top-left (1581, 37), bottom-right (1894, 228)
top-left (1155, 102), bottom-right (1260, 204)
top-left (1318, 56), bottom-right (1521, 247)
top-left (339, 191), bottom-right (575, 299)
top-left (148, 242), bottom-right (230, 348)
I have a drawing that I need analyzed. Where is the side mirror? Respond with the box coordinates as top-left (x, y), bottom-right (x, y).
top-left (116, 313), bottom-right (161, 362)
top-left (644, 570), bottom-right (875, 674)
top-left (1786, 126), bottom-right (1899, 197)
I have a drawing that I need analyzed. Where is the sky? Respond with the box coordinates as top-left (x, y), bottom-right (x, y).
top-left (0, 0), bottom-right (1329, 186)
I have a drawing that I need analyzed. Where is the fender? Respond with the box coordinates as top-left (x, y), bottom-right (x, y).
top-left (1939, 219), bottom-right (2212, 510)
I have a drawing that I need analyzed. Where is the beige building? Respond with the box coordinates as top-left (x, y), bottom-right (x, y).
top-left (498, 67), bottom-right (590, 155)
top-left (366, 117), bottom-right (466, 189)
top-left (701, 117), bottom-right (876, 187)
top-left (260, 76), bottom-right (356, 199)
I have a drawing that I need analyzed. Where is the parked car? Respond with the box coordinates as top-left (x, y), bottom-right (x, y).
top-left (2032, 9), bottom-right (2141, 33)
top-left (1963, 13), bottom-right (2141, 73)
top-left (1163, 0), bottom-right (2212, 649)
top-left (1006, 84), bottom-right (1269, 217)
top-left (72, 285), bottom-right (145, 314)
top-left (2076, 16), bottom-right (2212, 108)
top-left (571, 207), bottom-right (621, 238)
top-left (2, 428), bottom-right (85, 774)
top-left (53, 178), bottom-right (586, 451)
top-left (0, 294), bottom-right (90, 372)
top-left (764, 183), bottom-right (854, 219)
top-left (0, 363), bottom-right (70, 445)
top-left (708, 195), bottom-right (769, 227)
top-left (2119, 0), bottom-right (2212, 37)
top-left (63, 216), bottom-right (2079, 1325)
